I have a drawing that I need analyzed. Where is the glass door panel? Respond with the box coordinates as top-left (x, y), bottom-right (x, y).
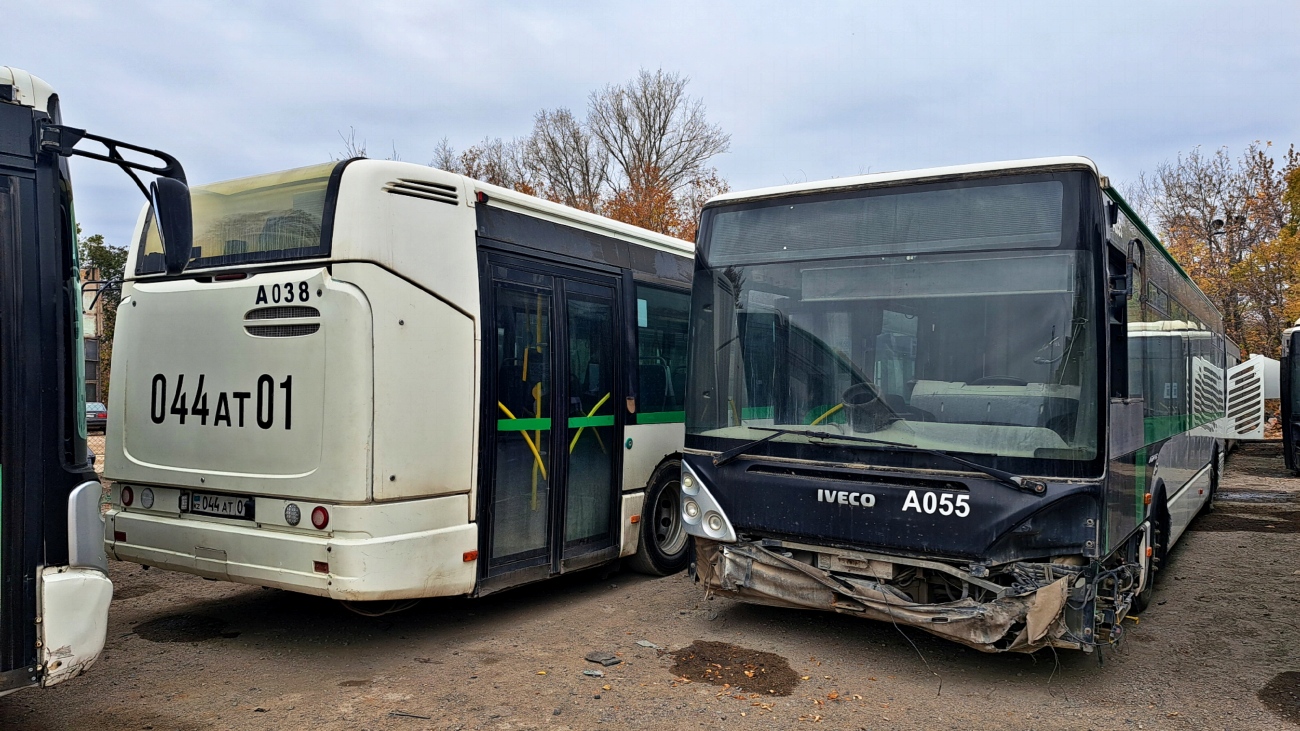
top-left (490, 283), bottom-right (553, 565)
top-left (563, 293), bottom-right (617, 547)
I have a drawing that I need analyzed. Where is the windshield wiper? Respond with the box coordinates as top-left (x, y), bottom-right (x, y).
top-left (712, 427), bottom-right (1047, 496)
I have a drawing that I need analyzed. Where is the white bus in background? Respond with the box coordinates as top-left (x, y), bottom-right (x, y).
top-left (103, 159), bottom-right (694, 606)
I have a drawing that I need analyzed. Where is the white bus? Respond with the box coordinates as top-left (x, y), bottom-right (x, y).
top-left (102, 160), bottom-right (694, 604)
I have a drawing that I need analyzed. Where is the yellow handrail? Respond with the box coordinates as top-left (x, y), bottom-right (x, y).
top-left (809, 403), bottom-right (844, 426)
top-left (497, 402), bottom-right (547, 480)
top-left (569, 392), bottom-right (612, 453)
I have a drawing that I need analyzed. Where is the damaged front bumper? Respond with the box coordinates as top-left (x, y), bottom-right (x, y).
top-left (694, 538), bottom-right (1083, 653)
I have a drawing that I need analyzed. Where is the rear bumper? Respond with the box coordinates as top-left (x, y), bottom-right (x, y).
top-left (105, 497), bottom-right (478, 601)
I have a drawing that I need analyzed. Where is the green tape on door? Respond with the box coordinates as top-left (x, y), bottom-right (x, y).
top-left (568, 415), bottom-right (615, 428)
top-left (497, 418), bottom-right (552, 431)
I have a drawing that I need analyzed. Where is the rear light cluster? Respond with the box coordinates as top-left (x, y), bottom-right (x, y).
top-left (282, 502), bottom-right (330, 530)
top-left (121, 486), bottom-right (134, 507)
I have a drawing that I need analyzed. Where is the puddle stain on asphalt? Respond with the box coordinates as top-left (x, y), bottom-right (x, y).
top-left (1259, 671), bottom-right (1300, 723)
top-left (1190, 507), bottom-right (1300, 533)
top-left (134, 614), bottom-right (240, 642)
top-left (669, 640), bottom-right (800, 696)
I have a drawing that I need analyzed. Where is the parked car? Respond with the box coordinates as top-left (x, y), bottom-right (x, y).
top-left (85, 401), bottom-right (107, 433)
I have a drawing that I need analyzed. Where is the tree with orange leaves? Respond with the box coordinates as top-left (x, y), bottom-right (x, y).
top-left (1131, 142), bottom-right (1300, 356)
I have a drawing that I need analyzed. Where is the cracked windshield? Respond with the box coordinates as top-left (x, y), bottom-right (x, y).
top-left (688, 176), bottom-right (1099, 467)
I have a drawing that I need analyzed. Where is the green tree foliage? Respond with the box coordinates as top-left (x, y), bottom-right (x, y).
top-left (78, 227), bottom-right (127, 399)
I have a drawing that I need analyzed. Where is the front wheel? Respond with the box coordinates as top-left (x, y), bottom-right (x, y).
top-left (1133, 492), bottom-right (1169, 613)
top-left (628, 460), bottom-right (690, 576)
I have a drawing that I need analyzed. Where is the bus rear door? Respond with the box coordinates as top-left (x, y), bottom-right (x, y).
top-left (478, 254), bottom-right (625, 593)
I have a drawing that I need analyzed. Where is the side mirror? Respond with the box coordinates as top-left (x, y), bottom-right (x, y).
top-left (150, 177), bottom-right (193, 276)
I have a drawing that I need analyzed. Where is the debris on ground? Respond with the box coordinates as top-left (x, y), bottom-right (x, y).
top-left (636, 640), bottom-right (662, 649)
top-left (669, 640), bottom-right (801, 696)
top-left (388, 711), bottom-right (433, 720)
top-left (582, 669), bottom-right (605, 678)
top-left (585, 651), bottom-right (622, 666)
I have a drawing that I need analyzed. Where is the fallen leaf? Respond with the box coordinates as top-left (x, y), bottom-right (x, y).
top-left (602, 684), bottom-right (611, 691)
top-left (801, 676), bottom-right (811, 681)
top-left (537, 671), bottom-right (547, 675)
top-left (827, 692), bottom-right (839, 700)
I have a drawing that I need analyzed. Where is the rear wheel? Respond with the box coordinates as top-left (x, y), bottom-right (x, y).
top-left (628, 460), bottom-right (689, 576)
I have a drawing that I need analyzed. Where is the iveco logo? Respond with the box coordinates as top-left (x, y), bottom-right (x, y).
top-left (817, 489), bottom-right (876, 507)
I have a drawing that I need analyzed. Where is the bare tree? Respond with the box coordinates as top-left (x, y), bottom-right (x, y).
top-left (429, 68), bottom-right (730, 236)
top-left (521, 109), bottom-right (608, 212)
top-left (587, 69), bottom-right (730, 196)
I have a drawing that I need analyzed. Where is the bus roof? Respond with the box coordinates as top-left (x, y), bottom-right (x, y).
top-left (469, 175), bottom-right (693, 257)
top-left (705, 156), bottom-right (1101, 206)
top-left (0, 67), bottom-right (56, 113)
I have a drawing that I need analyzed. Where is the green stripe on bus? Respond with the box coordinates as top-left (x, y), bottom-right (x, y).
top-left (741, 406), bottom-right (773, 420)
top-left (636, 411), bottom-right (685, 424)
top-left (497, 418), bottom-right (552, 431)
top-left (568, 415), bottom-right (615, 428)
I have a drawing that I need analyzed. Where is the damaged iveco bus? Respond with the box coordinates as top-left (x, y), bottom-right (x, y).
top-left (681, 157), bottom-right (1263, 653)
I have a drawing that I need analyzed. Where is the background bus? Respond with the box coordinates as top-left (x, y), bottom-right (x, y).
top-left (103, 159), bottom-right (693, 605)
top-left (1283, 321), bottom-right (1300, 473)
top-left (679, 157), bottom-right (1263, 653)
top-left (1, 67), bottom-right (190, 693)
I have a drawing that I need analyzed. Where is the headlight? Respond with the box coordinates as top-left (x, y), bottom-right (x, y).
top-left (706, 512), bottom-right (724, 533)
top-left (684, 499), bottom-right (700, 519)
top-left (682, 473), bottom-right (695, 491)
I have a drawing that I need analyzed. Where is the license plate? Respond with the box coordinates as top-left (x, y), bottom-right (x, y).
top-left (182, 491), bottom-right (255, 520)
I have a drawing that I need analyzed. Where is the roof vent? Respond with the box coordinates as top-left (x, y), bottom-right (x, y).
top-left (383, 179), bottom-right (459, 206)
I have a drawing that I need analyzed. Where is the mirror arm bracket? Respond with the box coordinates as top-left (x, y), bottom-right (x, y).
top-left (37, 122), bottom-right (188, 200)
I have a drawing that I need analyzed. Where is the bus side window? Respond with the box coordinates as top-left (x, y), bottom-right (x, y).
top-left (635, 285), bottom-right (691, 417)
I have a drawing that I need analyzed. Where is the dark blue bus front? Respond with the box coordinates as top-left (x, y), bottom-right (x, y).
top-left (681, 160), bottom-right (1124, 653)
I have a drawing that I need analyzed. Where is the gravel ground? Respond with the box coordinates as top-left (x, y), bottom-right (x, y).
top-left (3, 442), bottom-right (1298, 730)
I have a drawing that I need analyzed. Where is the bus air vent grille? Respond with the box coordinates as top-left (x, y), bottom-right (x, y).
top-left (244, 324), bottom-right (321, 338)
top-left (245, 306), bottom-right (320, 320)
top-left (383, 179), bottom-right (459, 205)
top-left (1226, 362), bottom-right (1264, 435)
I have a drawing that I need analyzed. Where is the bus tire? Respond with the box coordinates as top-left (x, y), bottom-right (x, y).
top-left (628, 460), bottom-right (689, 576)
top-left (1203, 447), bottom-right (1223, 514)
top-left (1133, 490), bottom-right (1169, 613)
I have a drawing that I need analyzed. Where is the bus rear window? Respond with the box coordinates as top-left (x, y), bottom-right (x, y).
top-left (136, 161), bottom-right (341, 274)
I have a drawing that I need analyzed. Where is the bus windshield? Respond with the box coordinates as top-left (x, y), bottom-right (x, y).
top-left (688, 174), bottom-right (1100, 474)
top-left (136, 161), bottom-right (339, 274)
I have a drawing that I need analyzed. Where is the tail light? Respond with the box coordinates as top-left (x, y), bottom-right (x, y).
top-left (311, 506), bottom-right (329, 529)
top-left (121, 486), bottom-right (134, 507)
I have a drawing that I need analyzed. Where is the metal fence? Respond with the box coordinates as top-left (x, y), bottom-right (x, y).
top-left (88, 434), bottom-right (106, 474)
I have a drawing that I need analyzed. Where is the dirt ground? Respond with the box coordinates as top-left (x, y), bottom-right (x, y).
top-left (3, 442), bottom-right (1299, 730)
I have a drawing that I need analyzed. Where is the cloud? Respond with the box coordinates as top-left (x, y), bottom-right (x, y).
top-left (8, 0), bottom-right (1299, 248)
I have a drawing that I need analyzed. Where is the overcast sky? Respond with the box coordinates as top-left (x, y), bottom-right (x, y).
top-left (9, 1), bottom-right (1300, 248)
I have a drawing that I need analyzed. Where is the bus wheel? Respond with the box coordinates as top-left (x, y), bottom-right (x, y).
top-left (1203, 447), bottom-right (1224, 514)
top-left (1133, 493), bottom-right (1169, 613)
top-left (629, 460), bottom-right (689, 576)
